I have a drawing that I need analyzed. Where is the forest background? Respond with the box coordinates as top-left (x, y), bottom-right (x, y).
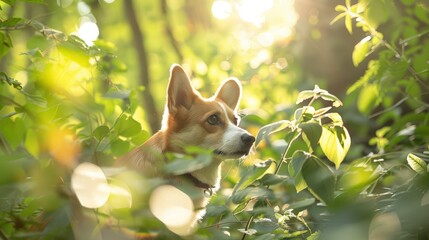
top-left (1, 0), bottom-right (429, 239)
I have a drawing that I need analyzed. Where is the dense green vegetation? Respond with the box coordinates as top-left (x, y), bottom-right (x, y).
top-left (1, 0), bottom-right (428, 239)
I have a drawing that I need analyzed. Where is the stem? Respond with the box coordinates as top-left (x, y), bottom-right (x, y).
top-left (241, 215), bottom-right (254, 240)
top-left (275, 96), bottom-right (316, 174)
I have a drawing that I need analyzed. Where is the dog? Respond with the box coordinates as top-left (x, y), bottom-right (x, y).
top-left (116, 64), bottom-right (255, 236)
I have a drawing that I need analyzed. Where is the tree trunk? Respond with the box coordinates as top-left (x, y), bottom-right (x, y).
top-left (123, 0), bottom-right (160, 133)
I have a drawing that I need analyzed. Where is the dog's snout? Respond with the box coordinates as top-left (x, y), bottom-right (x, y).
top-left (241, 134), bottom-right (255, 146)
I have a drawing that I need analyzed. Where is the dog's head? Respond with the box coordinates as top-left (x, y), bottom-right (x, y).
top-left (162, 64), bottom-right (254, 158)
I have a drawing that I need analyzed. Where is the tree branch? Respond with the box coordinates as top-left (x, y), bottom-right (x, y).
top-left (123, 0), bottom-right (160, 133)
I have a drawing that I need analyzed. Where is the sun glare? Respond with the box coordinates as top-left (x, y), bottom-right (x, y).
top-left (211, 0), bottom-right (298, 66)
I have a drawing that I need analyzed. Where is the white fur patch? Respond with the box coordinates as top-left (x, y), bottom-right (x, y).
top-left (216, 102), bottom-right (250, 154)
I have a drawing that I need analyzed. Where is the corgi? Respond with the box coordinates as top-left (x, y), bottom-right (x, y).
top-left (116, 64), bottom-right (254, 235)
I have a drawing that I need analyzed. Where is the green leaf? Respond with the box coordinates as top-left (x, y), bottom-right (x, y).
top-left (58, 38), bottom-right (90, 67)
top-left (230, 187), bottom-right (269, 205)
top-left (353, 36), bottom-right (372, 67)
top-left (323, 112), bottom-right (344, 127)
top-left (258, 173), bottom-right (288, 186)
top-left (115, 115), bottom-right (141, 138)
top-left (235, 160), bottom-right (272, 191)
top-left (314, 107), bottom-right (332, 117)
top-left (0, 17), bottom-right (22, 27)
top-left (288, 151), bottom-right (311, 192)
top-left (255, 120), bottom-right (291, 147)
top-left (24, 129), bottom-right (40, 158)
top-left (320, 92), bottom-right (343, 107)
top-left (345, 14), bottom-right (353, 33)
top-left (330, 12), bottom-right (347, 25)
top-left (301, 157), bottom-right (335, 205)
top-left (111, 139), bottom-right (130, 156)
top-left (296, 90), bottom-right (314, 104)
top-left (284, 132), bottom-right (310, 158)
top-left (294, 106), bottom-right (315, 122)
top-left (299, 122), bottom-right (322, 151)
top-left (93, 125), bottom-right (110, 141)
top-left (319, 126), bottom-right (351, 169)
top-left (357, 83), bottom-right (379, 115)
top-left (0, 117), bottom-right (26, 150)
top-left (335, 5), bottom-right (347, 12)
top-left (164, 153), bottom-right (213, 175)
top-left (414, 3), bottom-right (429, 24)
top-left (288, 198), bottom-right (315, 210)
top-left (0, 33), bottom-right (12, 57)
top-left (407, 153), bottom-right (427, 175)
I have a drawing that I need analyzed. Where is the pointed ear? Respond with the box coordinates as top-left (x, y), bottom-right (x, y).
top-left (167, 64), bottom-right (196, 114)
top-left (215, 78), bottom-right (242, 111)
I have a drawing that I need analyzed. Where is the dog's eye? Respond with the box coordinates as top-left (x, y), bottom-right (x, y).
top-left (207, 114), bottom-right (220, 125)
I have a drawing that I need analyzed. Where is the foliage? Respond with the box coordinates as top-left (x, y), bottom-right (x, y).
top-left (1, 0), bottom-right (429, 239)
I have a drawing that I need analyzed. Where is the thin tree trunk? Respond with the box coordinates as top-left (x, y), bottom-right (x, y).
top-left (160, 0), bottom-right (183, 62)
top-left (123, 0), bottom-right (160, 133)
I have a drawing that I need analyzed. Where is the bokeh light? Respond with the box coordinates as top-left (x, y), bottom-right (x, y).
top-left (46, 128), bottom-right (81, 168)
top-left (212, 0), bottom-right (233, 20)
top-left (71, 162), bottom-right (110, 209)
top-left (75, 21), bottom-right (99, 46)
top-left (149, 185), bottom-right (197, 236)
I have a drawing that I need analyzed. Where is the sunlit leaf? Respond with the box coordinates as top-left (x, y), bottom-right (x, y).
top-left (330, 12), bottom-right (347, 25)
top-left (345, 14), bottom-right (353, 33)
top-left (314, 107), bottom-right (332, 117)
top-left (294, 106), bottom-right (315, 122)
top-left (58, 38), bottom-right (90, 67)
top-left (319, 126), bottom-right (351, 169)
top-left (335, 5), bottom-right (347, 12)
top-left (407, 153), bottom-right (427, 175)
top-left (24, 129), bottom-right (40, 158)
top-left (301, 157), bottom-right (335, 204)
top-left (255, 120), bottom-right (291, 147)
top-left (296, 90), bottom-right (314, 104)
top-left (323, 113), bottom-right (344, 127)
top-left (320, 92), bottom-right (343, 107)
top-left (358, 83), bottom-right (379, 115)
top-left (353, 36), bottom-right (372, 67)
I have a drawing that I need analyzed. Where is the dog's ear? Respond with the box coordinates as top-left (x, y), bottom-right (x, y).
top-left (167, 64), bottom-right (196, 114)
top-left (215, 78), bottom-right (242, 111)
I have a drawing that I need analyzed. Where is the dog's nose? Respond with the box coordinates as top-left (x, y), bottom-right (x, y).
top-left (241, 134), bottom-right (255, 147)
